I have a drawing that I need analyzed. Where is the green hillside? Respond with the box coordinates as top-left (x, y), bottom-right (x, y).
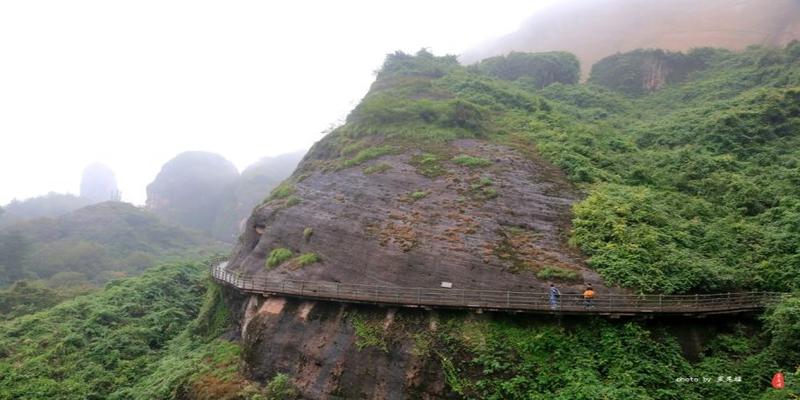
top-left (0, 202), bottom-right (226, 319)
top-left (0, 261), bottom-right (246, 400)
top-left (298, 44), bottom-right (800, 295)
top-left (244, 45), bottom-right (800, 397)
top-left (3, 44), bottom-right (800, 399)
top-left (0, 260), bottom-right (797, 399)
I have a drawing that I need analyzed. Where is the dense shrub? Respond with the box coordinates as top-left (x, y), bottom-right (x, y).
top-left (475, 51), bottom-right (580, 88)
top-left (589, 49), bottom-right (711, 95)
top-left (266, 248), bottom-right (293, 268)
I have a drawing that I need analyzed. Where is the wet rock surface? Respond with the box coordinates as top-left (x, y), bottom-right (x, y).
top-left (227, 139), bottom-right (626, 397)
top-left (240, 295), bottom-right (447, 400)
top-left (228, 139), bottom-right (610, 294)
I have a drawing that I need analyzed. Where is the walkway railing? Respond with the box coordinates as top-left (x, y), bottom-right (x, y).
top-left (211, 263), bottom-right (785, 315)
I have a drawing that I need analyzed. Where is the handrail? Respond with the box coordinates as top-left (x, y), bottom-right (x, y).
top-left (210, 263), bottom-right (785, 315)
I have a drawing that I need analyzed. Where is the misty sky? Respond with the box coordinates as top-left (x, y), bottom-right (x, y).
top-left (0, 1), bottom-right (557, 205)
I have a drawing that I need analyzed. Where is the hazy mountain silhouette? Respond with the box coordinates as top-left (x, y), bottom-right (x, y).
top-left (80, 163), bottom-right (119, 202)
top-left (463, 0), bottom-right (800, 77)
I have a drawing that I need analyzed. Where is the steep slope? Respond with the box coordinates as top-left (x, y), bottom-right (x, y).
top-left (463, 0), bottom-right (800, 77)
top-left (227, 52), bottom-right (607, 294)
top-left (229, 45), bottom-right (800, 398)
top-left (0, 261), bottom-right (258, 400)
top-left (231, 139), bottom-right (600, 291)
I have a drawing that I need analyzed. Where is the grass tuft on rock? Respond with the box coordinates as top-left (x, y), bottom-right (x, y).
top-left (292, 253), bottom-right (321, 268)
top-left (536, 265), bottom-right (581, 282)
top-left (266, 248), bottom-right (293, 268)
top-left (452, 154), bottom-right (492, 168)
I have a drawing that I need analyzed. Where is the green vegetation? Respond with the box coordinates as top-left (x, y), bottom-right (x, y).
top-left (291, 253), bottom-right (321, 268)
top-left (376, 49), bottom-right (459, 80)
top-left (0, 260), bottom-right (250, 399)
top-left (350, 312), bottom-right (388, 352)
top-left (0, 203), bottom-right (224, 316)
top-left (590, 48), bottom-right (713, 95)
top-left (262, 373), bottom-right (299, 400)
top-left (473, 51), bottom-right (581, 88)
top-left (433, 315), bottom-right (788, 399)
top-left (342, 145), bottom-right (395, 168)
top-left (6, 46), bottom-right (786, 398)
top-left (284, 196), bottom-right (301, 208)
top-left (452, 154), bottom-right (492, 168)
top-left (536, 265), bottom-right (581, 282)
top-left (363, 163), bottom-right (392, 175)
top-left (331, 301), bottom-right (800, 398)
top-left (0, 281), bottom-right (83, 320)
top-left (266, 248), bottom-right (293, 268)
top-left (410, 153), bottom-right (447, 178)
top-left (410, 191), bottom-right (428, 201)
top-left (0, 193), bottom-right (92, 229)
top-left (303, 45), bottom-right (800, 294)
top-left (468, 176), bottom-right (498, 201)
top-left (303, 227), bottom-right (314, 242)
top-left (268, 182), bottom-right (295, 201)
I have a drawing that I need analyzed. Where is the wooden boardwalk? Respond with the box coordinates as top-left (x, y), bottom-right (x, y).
top-left (211, 263), bottom-right (784, 317)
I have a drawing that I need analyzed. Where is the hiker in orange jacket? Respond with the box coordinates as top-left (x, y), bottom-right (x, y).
top-left (583, 284), bottom-right (595, 308)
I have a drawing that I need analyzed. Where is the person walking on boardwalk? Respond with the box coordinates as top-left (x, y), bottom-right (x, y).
top-left (583, 284), bottom-right (595, 308)
top-left (549, 283), bottom-right (561, 310)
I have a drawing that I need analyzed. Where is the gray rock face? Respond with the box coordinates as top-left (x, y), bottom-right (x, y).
top-left (80, 163), bottom-right (119, 202)
top-left (229, 139), bottom-right (619, 397)
top-left (236, 294), bottom-right (446, 399)
top-left (228, 139), bottom-right (606, 293)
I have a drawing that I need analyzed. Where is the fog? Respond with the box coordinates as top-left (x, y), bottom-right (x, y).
top-left (0, 0), bottom-right (557, 205)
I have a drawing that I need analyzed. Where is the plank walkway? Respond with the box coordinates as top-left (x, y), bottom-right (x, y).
top-left (211, 263), bottom-right (784, 317)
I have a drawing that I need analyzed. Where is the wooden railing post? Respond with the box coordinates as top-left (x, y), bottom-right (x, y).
top-left (506, 291), bottom-right (510, 307)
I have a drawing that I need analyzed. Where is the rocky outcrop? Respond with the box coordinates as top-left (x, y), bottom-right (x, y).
top-left (228, 139), bottom-right (611, 294)
top-left (80, 163), bottom-right (119, 202)
top-left (589, 49), bottom-right (708, 95)
top-left (221, 151), bottom-right (305, 240)
top-left (226, 52), bottom-right (619, 398)
top-left (237, 294), bottom-right (447, 399)
top-left (146, 151), bottom-right (304, 242)
top-left (146, 152), bottom-right (240, 239)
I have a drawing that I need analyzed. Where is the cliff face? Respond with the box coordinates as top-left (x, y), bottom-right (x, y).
top-left (224, 44), bottom-right (800, 397)
top-left (227, 138), bottom-right (604, 293)
top-left (234, 293), bottom-right (447, 399)
top-left (588, 49), bottom-right (710, 95)
top-left (224, 52), bottom-right (621, 398)
top-left (463, 0), bottom-right (800, 77)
